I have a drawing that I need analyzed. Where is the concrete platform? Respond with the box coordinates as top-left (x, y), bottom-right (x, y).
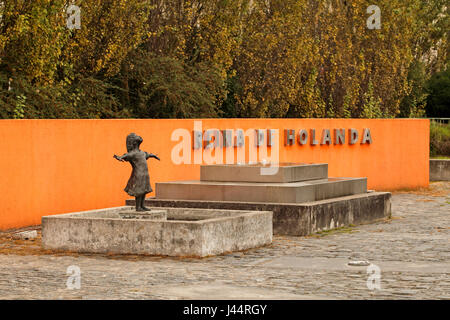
top-left (127, 192), bottom-right (391, 236)
top-left (42, 206), bottom-right (272, 257)
top-left (430, 159), bottom-right (450, 181)
top-left (200, 163), bottom-right (328, 183)
top-left (156, 178), bottom-right (367, 203)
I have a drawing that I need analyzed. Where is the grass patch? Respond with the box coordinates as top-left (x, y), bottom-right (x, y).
top-left (391, 181), bottom-right (450, 197)
top-left (310, 225), bottom-right (358, 238)
top-left (430, 122), bottom-right (450, 157)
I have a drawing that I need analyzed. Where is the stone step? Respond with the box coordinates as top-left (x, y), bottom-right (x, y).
top-left (200, 163), bottom-right (328, 183)
top-left (126, 191), bottom-right (391, 236)
top-left (155, 178), bottom-right (367, 204)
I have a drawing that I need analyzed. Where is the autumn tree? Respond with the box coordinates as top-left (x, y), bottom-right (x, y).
top-left (232, 0), bottom-right (424, 118)
top-left (0, 0), bottom-right (69, 84)
top-left (0, 0), bottom-right (447, 119)
top-left (116, 0), bottom-right (249, 118)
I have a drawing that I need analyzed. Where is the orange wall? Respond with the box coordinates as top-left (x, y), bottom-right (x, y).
top-left (0, 119), bottom-right (429, 230)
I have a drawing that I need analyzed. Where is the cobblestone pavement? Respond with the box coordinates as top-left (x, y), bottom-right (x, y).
top-left (0, 183), bottom-right (449, 300)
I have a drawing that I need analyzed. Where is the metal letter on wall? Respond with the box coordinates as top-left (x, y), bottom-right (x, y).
top-left (235, 129), bottom-right (245, 148)
top-left (361, 128), bottom-right (372, 144)
top-left (193, 130), bottom-right (203, 149)
top-left (349, 128), bottom-right (359, 145)
top-left (222, 130), bottom-right (233, 148)
top-left (284, 129), bottom-right (295, 146)
top-left (297, 129), bottom-right (308, 145)
top-left (256, 129), bottom-right (265, 147)
top-left (321, 129), bottom-right (332, 145)
top-left (267, 129), bottom-right (276, 147)
top-left (310, 129), bottom-right (319, 145)
top-left (334, 129), bottom-right (345, 145)
top-left (204, 129), bottom-right (220, 149)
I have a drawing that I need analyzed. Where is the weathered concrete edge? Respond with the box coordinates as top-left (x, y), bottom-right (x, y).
top-left (200, 163), bottom-right (329, 183)
top-left (155, 177), bottom-right (368, 203)
top-left (430, 159), bottom-right (450, 181)
top-left (42, 206), bottom-right (133, 219)
top-left (42, 207), bottom-right (273, 257)
top-left (130, 192), bottom-right (391, 236)
top-left (200, 211), bottom-right (273, 257)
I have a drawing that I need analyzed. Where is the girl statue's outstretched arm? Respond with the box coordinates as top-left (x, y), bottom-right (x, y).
top-left (145, 152), bottom-right (160, 161)
top-left (113, 153), bottom-right (131, 162)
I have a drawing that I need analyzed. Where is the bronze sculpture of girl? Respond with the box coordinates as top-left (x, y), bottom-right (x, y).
top-left (114, 133), bottom-right (160, 211)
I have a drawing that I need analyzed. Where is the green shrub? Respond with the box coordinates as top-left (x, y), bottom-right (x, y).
top-left (0, 72), bottom-right (130, 119)
top-left (426, 68), bottom-right (450, 118)
top-left (430, 121), bottom-right (450, 157)
top-left (118, 52), bottom-right (224, 118)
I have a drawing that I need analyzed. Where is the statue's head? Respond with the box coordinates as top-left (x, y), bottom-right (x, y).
top-left (126, 133), bottom-right (143, 152)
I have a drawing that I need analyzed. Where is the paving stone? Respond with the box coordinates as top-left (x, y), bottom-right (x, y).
top-left (12, 230), bottom-right (37, 240)
top-left (348, 261), bottom-right (371, 266)
top-left (0, 187), bottom-right (449, 299)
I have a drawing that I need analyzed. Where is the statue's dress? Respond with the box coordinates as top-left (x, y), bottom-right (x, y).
top-left (122, 150), bottom-right (152, 196)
